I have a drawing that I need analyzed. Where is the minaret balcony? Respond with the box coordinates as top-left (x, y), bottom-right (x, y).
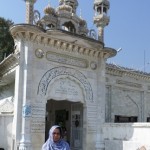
top-left (93, 14), bottom-right (110, 26)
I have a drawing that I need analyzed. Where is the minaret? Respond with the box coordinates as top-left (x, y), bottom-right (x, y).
top-left (59, 0), bottom-right (78, 13)
top-left (24, 0), bottom-right (37, 24)
top-left (93, 0), bottom-right (110, 42)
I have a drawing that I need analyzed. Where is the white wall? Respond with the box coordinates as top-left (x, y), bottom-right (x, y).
top-left (103, 123), bottom-right (150, 150)
top-left (0, 115), bottom-right (13, 150)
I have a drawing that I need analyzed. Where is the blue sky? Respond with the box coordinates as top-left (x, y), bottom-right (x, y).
top-left (0, 0), bottom-right (150, 72)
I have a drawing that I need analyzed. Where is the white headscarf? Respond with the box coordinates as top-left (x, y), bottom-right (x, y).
top-left (42, 125), bottom-right (70, 150)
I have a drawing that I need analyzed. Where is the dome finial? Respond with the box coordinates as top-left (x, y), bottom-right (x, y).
top-left (80, 9), bottom-right (82, 18)
top-left (59, 0), bottom-right (78, 13)
top-left (44, 3), bottom-right (56, 15)
top-left (48, 0), bottom-right (50, 5)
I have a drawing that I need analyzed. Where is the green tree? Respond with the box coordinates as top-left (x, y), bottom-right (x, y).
top-left (0, 17), bottom-right (14, 62)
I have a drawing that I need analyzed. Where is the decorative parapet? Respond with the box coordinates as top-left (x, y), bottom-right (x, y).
top-left (106, 63), bottom-right (150, 81)
top-left (10, 24), bottom-right (116, 59)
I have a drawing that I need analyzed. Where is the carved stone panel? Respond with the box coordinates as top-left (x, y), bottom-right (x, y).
top-left (48, 78), bottom-right (84, 102)
top-left (37, 66), bottom-right (93, 102)
top-left (31, 104), bottom-right (45, 133)
top-left (46, 51), bottom-right (88, 68)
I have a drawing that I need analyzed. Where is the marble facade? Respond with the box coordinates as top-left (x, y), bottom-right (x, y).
top-left (0, 0), bottom-right (150, 150)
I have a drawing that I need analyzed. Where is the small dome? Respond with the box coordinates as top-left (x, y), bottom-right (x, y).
top-left (44, 4), bottom-right (56, 15)
top-left (79, 18), bottom-right (87, 27)
top-left (58, 4), bottom-right (72, 12)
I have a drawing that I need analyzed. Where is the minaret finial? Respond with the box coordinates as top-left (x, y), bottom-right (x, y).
top-left (93, 0), bottom-right (110, 42)
top-left (48, 0), bottom-right (50, 5)
top-left (24, 0), bottom-right (37, 24)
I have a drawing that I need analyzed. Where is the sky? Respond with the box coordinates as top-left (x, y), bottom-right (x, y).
top-left (0, 0), bottom-right (150, 73)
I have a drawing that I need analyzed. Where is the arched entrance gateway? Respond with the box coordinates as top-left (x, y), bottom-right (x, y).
top-left (37, 66), bottom-right (94, 150)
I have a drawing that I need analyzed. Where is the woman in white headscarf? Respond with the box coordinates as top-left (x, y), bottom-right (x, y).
top-left (42, 125), bottom-right (70, 150)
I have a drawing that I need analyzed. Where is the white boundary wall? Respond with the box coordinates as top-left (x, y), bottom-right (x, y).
top-left (103, 123), bottom-right (150, 150)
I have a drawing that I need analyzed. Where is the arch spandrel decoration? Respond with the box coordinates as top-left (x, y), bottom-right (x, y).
top-left (37, 66), bottom-right (93, 102)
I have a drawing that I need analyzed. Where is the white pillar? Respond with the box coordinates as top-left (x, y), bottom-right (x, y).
top-left (13, 65), bottom-right (22, 149)
top-left (18, 41), bottom-right (32, 150)
top-left (95, 53), bottom-right (106, 150)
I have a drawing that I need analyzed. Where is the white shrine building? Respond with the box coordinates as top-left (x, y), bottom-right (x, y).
top-left (0, 0), bottom-right (150, 150)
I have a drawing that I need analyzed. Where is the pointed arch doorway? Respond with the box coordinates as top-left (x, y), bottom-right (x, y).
top-left (45, 99), bottom-right (83, 150)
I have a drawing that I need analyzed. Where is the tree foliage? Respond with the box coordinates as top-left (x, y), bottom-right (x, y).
top-left (0, 17), bottom-right (14, 62)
